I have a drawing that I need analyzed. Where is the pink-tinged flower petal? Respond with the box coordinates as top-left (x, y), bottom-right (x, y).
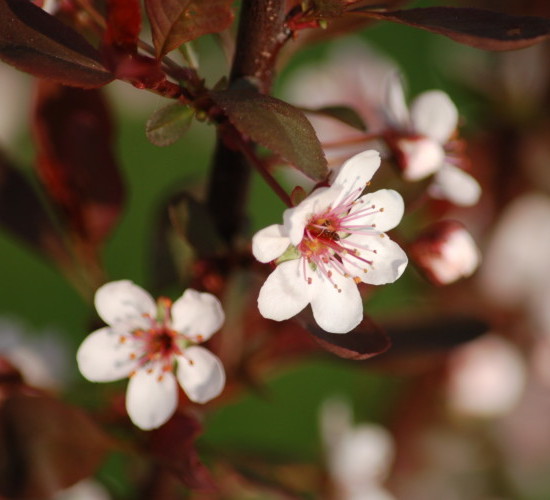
top-left (310, 273), bottom-right (363, 334)
top-left (429, 164), bottom-right (481, 206)
top-left (76, 327), bottom-right (138, 382)
top-left (385, 73), bottom-right (410, 127)
top-left (176, 346), bottom-right (225, 403)
top-left (344, 234), bottom-right (408, 285)
top-left (396, 137), bottom-right (445, 181)
top-left (42, 0), bottom-right (60, 14)
top-left (257, 260), bottom-right (310, 321)
top-left (331, 150), bottom-right (381, 206)
top-left (125, 367), bottom-right (178, 430)
top-left (95, 280), bottom-right (156, 327)
top-left (283, 187), bottom-right (336, 246)
top-left (410, 90), bottom-right (458, 144)
top-left (252, 224), bottom-right (291, 263)
top-left (171, 289), bottom-right (224, 343)
top-left (350, 189), bottom-right (404, 233)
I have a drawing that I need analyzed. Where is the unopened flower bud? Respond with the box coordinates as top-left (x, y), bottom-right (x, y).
top-left (410, 221), bottom-right (480, 285)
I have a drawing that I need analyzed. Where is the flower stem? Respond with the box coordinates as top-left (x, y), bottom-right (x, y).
top-left (322, 132), bottom-right (382, 149)
top-left (236, 136), bottom-right (292, 208)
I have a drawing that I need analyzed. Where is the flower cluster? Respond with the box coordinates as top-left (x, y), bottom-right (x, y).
top-left (285, 42), bottom-right (482, 207)
top-left (77, 280), bottom-right (225, 430)
top-left (253, 150), bottom-right (408, 334)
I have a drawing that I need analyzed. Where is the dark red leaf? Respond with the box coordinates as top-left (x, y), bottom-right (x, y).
top-left (285, 0), bottom-right (408, 48)
top-left (101, 0), bottom-right (170, 88)
top-left (300, 310), bottom-right (391, 360)
top-left (145, 0), bottom-right (235, 58)
top-left (0, 150), bottom-right (71, 266)
top-left (0, 393), bottom-right (112, 499)
top-left (32, 81), bottom-right (125, 246)
top-left (211, 88), bottom-right (328, 181)
top-left (350, 6), bottom-right (550, 51)
top-left (383, 315), bottom-right (488, 355)
top-left (0, 0), bottom-right (113, 88)
top-left (104, 0), bottom-right (141, 51)
top-left (149, 412), bottom-right (216, 491)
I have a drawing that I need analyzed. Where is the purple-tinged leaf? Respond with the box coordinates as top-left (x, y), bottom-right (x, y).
top-left (0, 393), bottom-right (113, 499)
top-left (144, 0), bottom-right (235, 58)
top-left (299, 310), bottom-right (391, 360)
top-left (32, 82), bottom-right (125, 247)
top-left (349, 6), bottom-right (550, 51)
top-left (285, 0), bottom-right (408, 49)
top-left (383, 315), bottom-right (488, 356)
top-left (0, 151), bottom-right (71, 266)
top-left (0, 0), bottom-right (113, 88)
top-left (211, 88), bottom-right (328, 181)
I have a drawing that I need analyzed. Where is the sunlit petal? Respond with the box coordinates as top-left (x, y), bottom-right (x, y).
top-left (252, 224), bottom-right (291, 263)
top-left (348, 189), bottom-right (404, 233)
top-left (331, 150), bottom-right (381, 206)
top-left (257, 260), bottom-right (310, 321)
top-left (176, 346), bottom-right (225, 403)
top-left (95, 280), bottom-right (156, 327)
top-left (171, 289), bottom-right (225, 343)
top-left (125, 367), bottom-right (178, 430)
top-left (411, 90), bottom-right (458, 143)
top-left (344, 233), bottom-right (408, 285)
top-left (429, 164), bottom-right (481, 206)
top-left (310, 274), bottom-right (363, 334)
top-left (77, 327), bottom-right (138, 382)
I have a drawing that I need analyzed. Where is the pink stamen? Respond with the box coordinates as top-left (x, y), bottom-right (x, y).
top-left (296, 185), bottom-right (386, 287)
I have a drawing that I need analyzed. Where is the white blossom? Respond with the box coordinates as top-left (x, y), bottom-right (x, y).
top-left (77, 280), bottom-right (225, 430)
top-left (252, 150), bottom-right (407, 334)
top-left (285, 41), bottom-right (481, 206)
top-left (385, 77), bottom-right (481, 206)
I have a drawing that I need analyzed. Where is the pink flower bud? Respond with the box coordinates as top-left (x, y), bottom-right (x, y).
top-left (410, 221), bottom-right (480, 285)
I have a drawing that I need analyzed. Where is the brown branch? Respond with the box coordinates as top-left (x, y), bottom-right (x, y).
top-left (206, 0), bottom-right (290, 244)
top-left (229, 0), bottom-right (290, 94)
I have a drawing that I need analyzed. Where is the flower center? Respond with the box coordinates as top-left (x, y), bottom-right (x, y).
top-left (125, 298), bottom-right (189, 378)
top-left (145, 327), bottom-right (180, 359)
top-left (297, 191), bottom-right (384, 290)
